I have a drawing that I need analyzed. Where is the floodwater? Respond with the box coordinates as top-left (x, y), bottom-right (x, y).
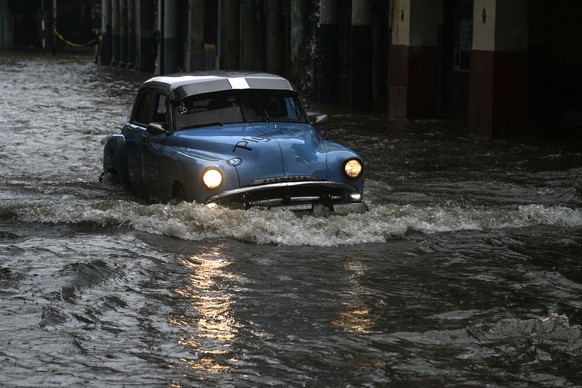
top-left (1, 53), bottom-right (582, 387)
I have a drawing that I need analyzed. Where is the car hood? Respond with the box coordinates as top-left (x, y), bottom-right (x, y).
top-left (171, 123), bottom-right (328, 186)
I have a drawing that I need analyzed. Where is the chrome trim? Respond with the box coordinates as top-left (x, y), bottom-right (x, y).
top-left (251, 175), bottom-right (316, 185)
top-left (205, 181), bottom-right (359, 204)
top-left (251, 196), bottom-right (320, 207)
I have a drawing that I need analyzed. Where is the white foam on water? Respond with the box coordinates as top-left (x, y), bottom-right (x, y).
top-left (6, 200), bottom-right (582, 246)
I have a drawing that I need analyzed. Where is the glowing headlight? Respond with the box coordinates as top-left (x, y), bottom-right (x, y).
top-left (202, 168), bottom-right (223, 189)
top-left (344, 159), bottom-right (363, 178)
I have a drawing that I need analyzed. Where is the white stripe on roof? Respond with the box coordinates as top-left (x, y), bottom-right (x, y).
top-left (228, 77), bottom-right (250, 89)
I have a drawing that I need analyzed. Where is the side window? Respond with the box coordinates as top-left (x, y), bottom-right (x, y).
top-left (155, 94), bottom-right (167, 123)
top-left (133, 90), bottom-right (168, 125)
top-left (134, 91), bottom-right (154, 124)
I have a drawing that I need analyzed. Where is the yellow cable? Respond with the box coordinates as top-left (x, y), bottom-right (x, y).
top-left (53, 28), bottom-right (97, 47)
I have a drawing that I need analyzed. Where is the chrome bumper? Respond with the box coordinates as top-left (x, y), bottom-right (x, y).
top-left (206, 181), bottom-right (367, 213)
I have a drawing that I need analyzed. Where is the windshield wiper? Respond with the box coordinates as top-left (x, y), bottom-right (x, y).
top-left (263, 109), bottom-right (272, 123)
top-left (180, 122), bottom-right (224, 130)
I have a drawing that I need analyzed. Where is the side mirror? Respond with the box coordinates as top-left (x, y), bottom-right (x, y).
top-left (147, 122), bottom-right (168, 135)
top-left (313, 114), bottom-right (330, 126)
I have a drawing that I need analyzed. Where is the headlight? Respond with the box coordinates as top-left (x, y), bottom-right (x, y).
top-left (202, 168), bottom-right (223, 189)
top-left (344, 159), bottom-right (363, 178)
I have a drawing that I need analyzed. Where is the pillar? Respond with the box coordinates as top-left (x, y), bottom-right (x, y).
top-left (469, 0), bottom-right (528, 137)
top-left (319, 0), bottom-right (339, 105)
top-left (241, 0), bottom-right (257, 70)
top-left (100, 0), bottom-right (112, 65)
top-left (291, 0), bottom-right (309, 93)
top-left (135, 0), bottom-right (155, 72)
top-left (118, 0), bottom-right (127, 67)
top-left (127, 0), bottom-right (135, 69)
top-left (41, 1), bottom-right (47, 52)
top-left (0, 0), bottom-right (14, 49)
top-left (51, 0), bottom-right (57, 54)
top-left (221, 0), bottom-right (239, 70)
top-left (389, 0), bottom-right (441, 118)
top-left (161, 0), bottom-right (179, 74)
top-left (265, 0), bottom-right (283, 75)
top-left (187, 0), bottom-right (205, 70)
top-left (351, 0), bottom-right (373, 111)
top-left (111, 0), bottom-right (119, 65)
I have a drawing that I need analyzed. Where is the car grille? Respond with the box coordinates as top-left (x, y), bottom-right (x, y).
top-left (206, 181), bottom-right (360, 212)
top-left (246, 195), bottom-right (351, 212)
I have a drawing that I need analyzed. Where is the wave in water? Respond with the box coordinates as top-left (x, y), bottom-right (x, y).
top-left (3, 200), bottom-right (581, 246)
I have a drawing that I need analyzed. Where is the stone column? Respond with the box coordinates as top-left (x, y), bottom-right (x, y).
top-left (135, 0), bottom-right (155, 72)
top-left (100, 0), bottom-right (112, 65)
top-left (162, 0), bottom-right (179, 73)
top-left (111, 0), bottom-right (119, 65)
top-left (187, 0), bottom-right (205, 71)
top-left (389, 0), bottom-right (442, 118)
top-left (0, 0), bottom-right (12, 49)
top-left (319, 0), bottom-right (339, 105)
top-left (241, 0), bottom-right (257, 70)
top-left (265, 0), bottom-right (283, 75)
top-left (351, 0), bottom-right (373, 111)
top-left (127, 0), bottom-right (135, 69)
top-left (290, 0), bottom-right (309, 93)
top-left (221, 0), bottom-right (239, 70)
top-left (469, 0), bottom-right (528, 137)
top-left (118, 0), bottom-right (127, 67)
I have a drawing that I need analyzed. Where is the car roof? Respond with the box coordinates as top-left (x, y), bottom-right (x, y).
top-left (142, 71), bottom-right (297, 101)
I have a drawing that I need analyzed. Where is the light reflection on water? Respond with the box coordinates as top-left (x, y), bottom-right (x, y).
top-left (333, 297), bottom-right (377, 333)
top-left (331, 260), bottom-right (378, 334)
top-left (173, 250), bottom-right (239, 374)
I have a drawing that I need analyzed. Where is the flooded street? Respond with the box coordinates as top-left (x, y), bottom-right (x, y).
top-left (1, 53), bottom-right (582, 386)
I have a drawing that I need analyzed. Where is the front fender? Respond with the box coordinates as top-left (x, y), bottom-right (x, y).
top-left (182, 159), bottom-right (240, 204)
top-left (324, 141), bottom-right (365, 194)
top-left (103, 134), bottom-right (129, 183)
top-left (151, 145), bottom-right (240, 203)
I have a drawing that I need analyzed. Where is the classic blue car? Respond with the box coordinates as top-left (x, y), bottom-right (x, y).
top-left (102, 72), bottom-right (367, 213)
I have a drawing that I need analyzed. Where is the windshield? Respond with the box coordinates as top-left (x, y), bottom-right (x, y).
top-left (173, 90), bottom-right (307, 131)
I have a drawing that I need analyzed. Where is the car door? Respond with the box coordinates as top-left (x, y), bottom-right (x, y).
top-left (124, 88), bottom-right (168, 197)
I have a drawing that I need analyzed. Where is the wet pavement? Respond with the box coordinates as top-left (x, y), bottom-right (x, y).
top-left (1, 53), bottom-right (582, 386)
